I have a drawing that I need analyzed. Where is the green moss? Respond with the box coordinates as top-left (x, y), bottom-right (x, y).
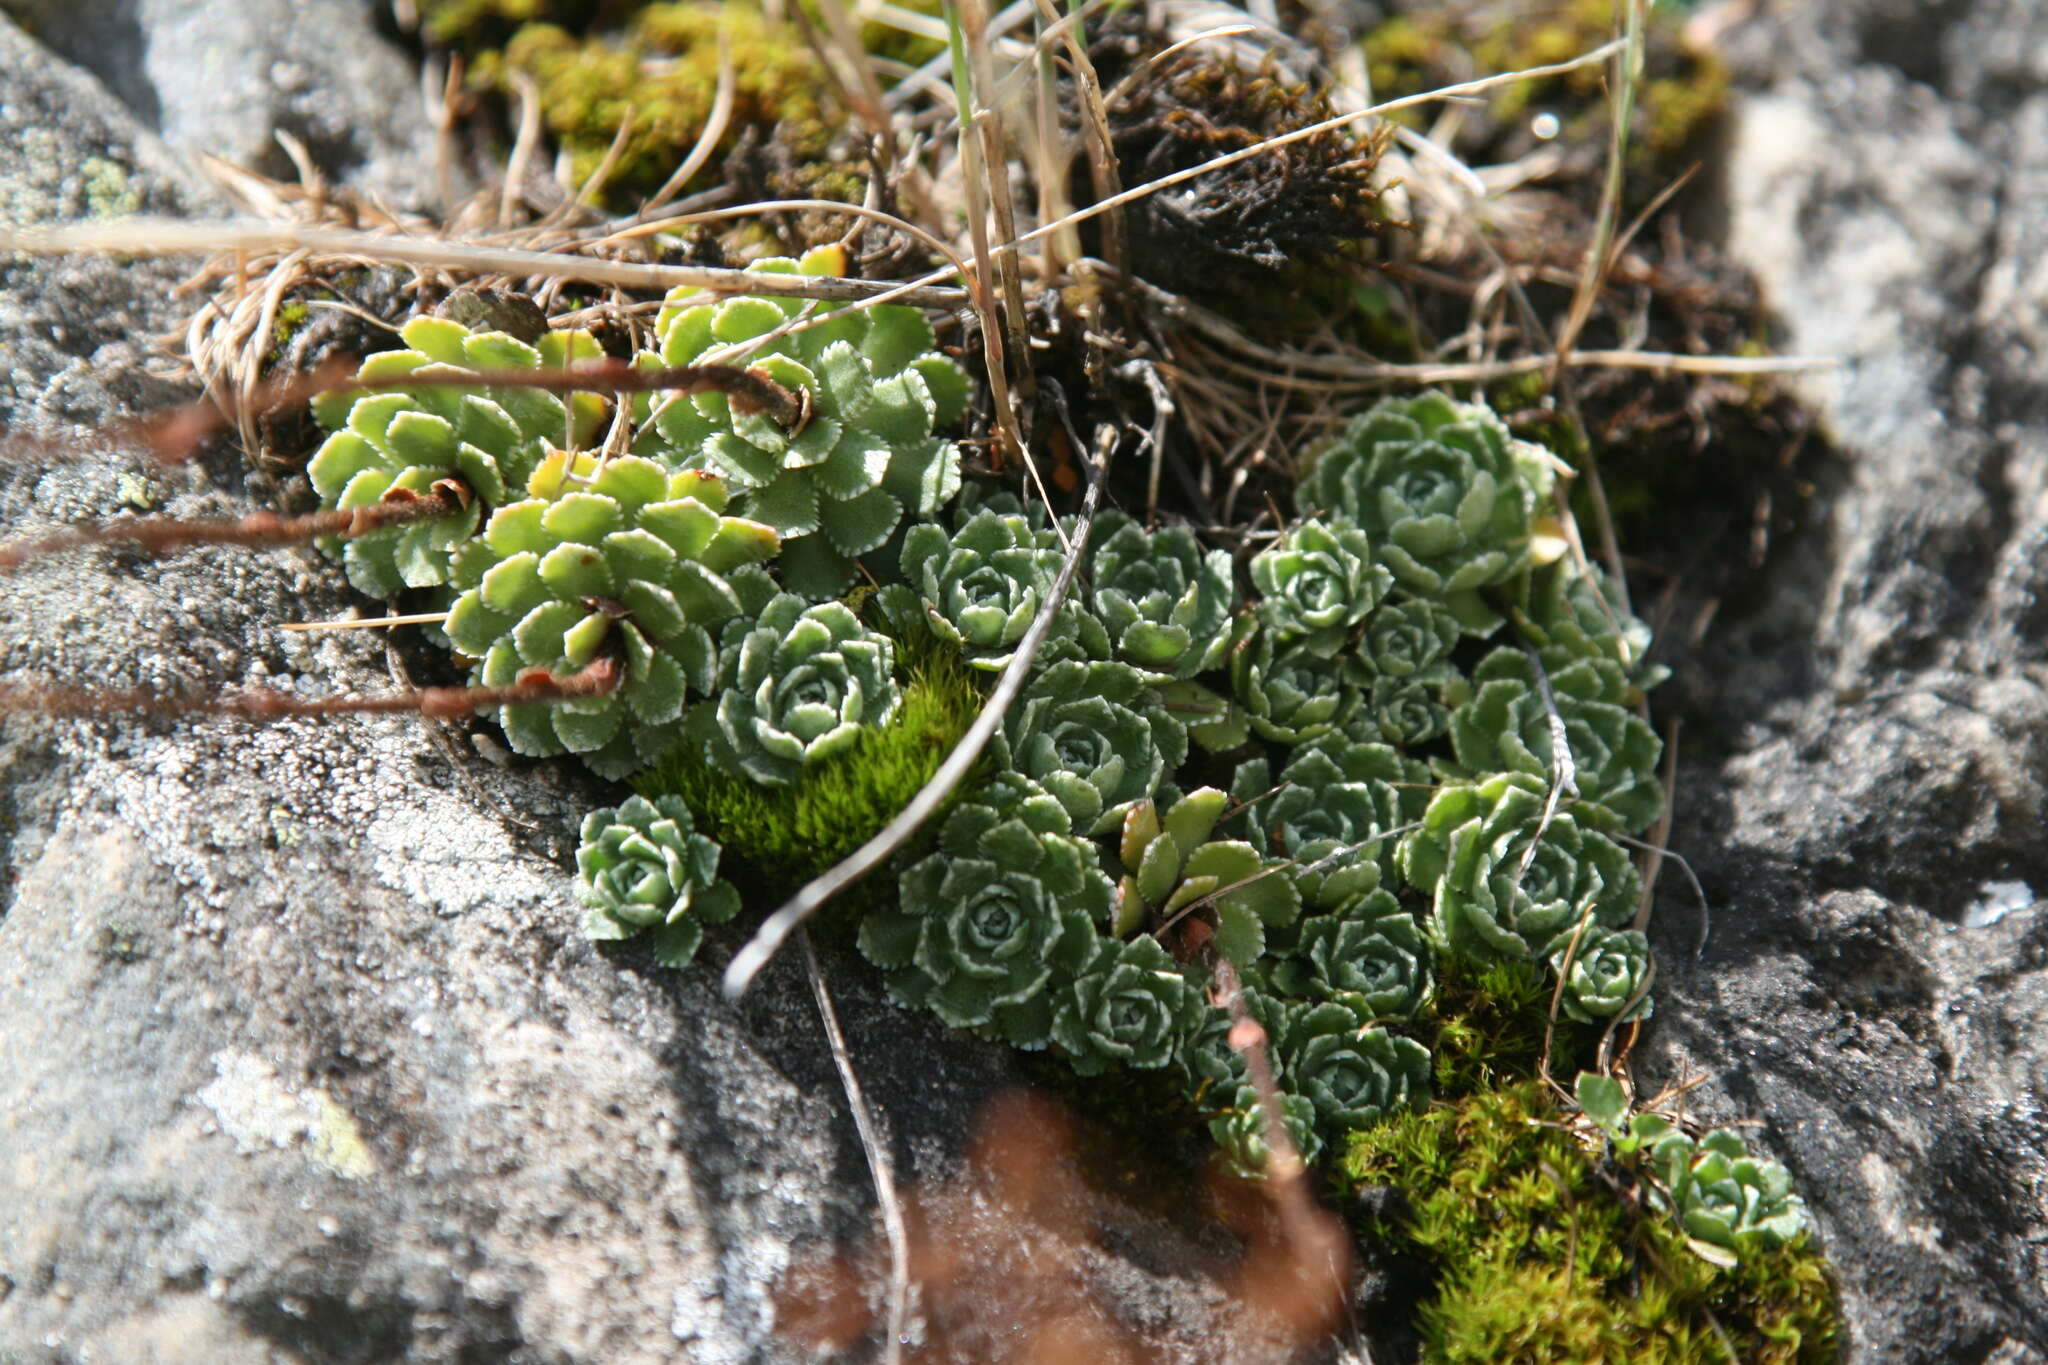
top-left (852, 0), bottom-right (945, 71)
top-left (485, 4), bottom-right (831, 207)
top-left (271, 300), bottom-right (311, 352)
top-left (1424, 955), bottom-right (1561, 1096)
top-left (1360, 2), bottom-right (1727, 188)
top-left (416, 0), bottom-right (563, 46)
top-left (1331, 944), bottom-right (1838, 1362)
top-left (1344, 1079), bottom-right (1838, 1364)
top-left (633, 623), bottom-right (983, 891)
top-left (79, 155), bottom-right (141, 219)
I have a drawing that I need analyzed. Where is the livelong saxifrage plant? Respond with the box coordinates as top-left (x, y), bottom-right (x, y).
top-left (309, 314), bottom-right (608, 597)
top-left (633, 245), bottom-right (970, 599)
top-left (305, 282), bottom-right (1807, 1330)
top-left (443, 450), bottom-right (779, 778)
top-left (1108, 785), bottom-right (1301, 964)
top-left (576, 793), bottom-right (742, 966)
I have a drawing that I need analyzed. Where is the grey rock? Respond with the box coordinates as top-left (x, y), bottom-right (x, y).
top-left (9, 0), bottom-right (2048, 1360)
top-left (0, 16), bottom-right (1276, 1365)
top-left (1, 0), bottom-right (447, 207)
top-left (1638, 0), bottom-right (2048, 1360)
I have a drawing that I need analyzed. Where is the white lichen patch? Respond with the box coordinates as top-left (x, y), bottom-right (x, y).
top-left (194, 1049), bottom-right (376, 1180)
top-left (366, 784), bottom-right (560, 919)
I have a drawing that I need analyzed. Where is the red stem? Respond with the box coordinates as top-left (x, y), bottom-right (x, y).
top-left (0, 490), bottom-right (462, 573)
top-left (0, 656), bottom-right (622, 724)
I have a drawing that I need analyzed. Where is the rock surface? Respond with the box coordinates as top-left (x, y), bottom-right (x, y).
top-left (6, 0), bottom-right (2048, 1362)
top-left (1639, 1), bottom-right (2048, 1360)
top-left (1, 0), bottom-right (447, 207)
top-left (0, 10), bottom-right (1272, 1365)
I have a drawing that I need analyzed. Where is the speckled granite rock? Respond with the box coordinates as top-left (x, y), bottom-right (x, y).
top-left (8, 0), bottom-right (2048, 1361)
top-left (0, 11), bottom-right (1268, 1365)
top-left (1638, 2), bottom-right (2048, 1360)
top-left (0, 0), bottom-right (447, 207)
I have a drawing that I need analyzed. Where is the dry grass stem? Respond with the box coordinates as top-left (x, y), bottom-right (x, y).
top-left (0, 656), bottom-right (621, 724)
top-left (281, 611), bottom-right (453, 634)
top-left (721, 424), bottom-right (1111, 1000)
top-left (0, 493), bottom-right (462, 572)
top-left (799, 929), bottom-right (914, 1365)
top-left (0, 221), bottom-right (972, 308)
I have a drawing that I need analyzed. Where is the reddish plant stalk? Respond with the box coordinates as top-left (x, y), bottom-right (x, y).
top-left (0, 656), bottom-right (622, 724)
top-left (332, 360), bottom-right (810, 431)
top-left (5, 358), bottom-right (808, 469)
top-left (0, 489), bottom-right (463, 572)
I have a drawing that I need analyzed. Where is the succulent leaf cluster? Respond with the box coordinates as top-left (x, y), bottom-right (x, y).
top-left (1351, 597), bottom-right (1466, 745)
top-left (444, 451), bottom-right (778, 778)
top-left (1085, 512), bottom-right (1236, 679)
top-left (1577, 1075), bottom-right (1811, 1258)
top-left (1265, 892), bottom-right (1433, 1021)
top-left (1509, 561), bottom-right (1669, 693)
top-left (1109, 787), bottom-right (1300, 964)
top-left (634, 246), bottom-right (970, 598)
top-left (1552, 924), bottom-right (1653, 1023)
top-left (1276, 1003), bottom-right (1433, 1133)
top-left (465, 349), bottom-right (1761, 1242)
top-left (1250, 516), bottom-right (1390, 637)
top-left (1447, 647), bottom-right (1664, 833)
top-left (1299, 391), bottom-right (1556, 632)
top-left (1232, 736), bottom-right (1424, 909)
top-left (899, 506), bottom-right (1064, 669)
top-left (1399, 772), bottom-right (1641, 961)
top-left (296, 248), bottom-right (1776, 1254)
top-left (997, 660), bottom-right (1189, 835)
top-left (1050, 934), bottom-right (1208, 1076)
top-left (309, 314), bottom-right (607, 597)
top-left (1231, 624), bottom-right (1370, 746)
top-left (698, 585), bottom-right (903, 787)
top-left (576, 794), bottom-right (741, 966)
top-left (1210, 1087), bottom-right (1327, 1173)
top-left (1668, 1130), bottom-right (1811, 1254)
top-left (861, 779), bottom-right (1106, 1046)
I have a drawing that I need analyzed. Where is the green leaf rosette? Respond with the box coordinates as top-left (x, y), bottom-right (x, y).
top-left (1398, 772), bottom-right (1641, 961)
top-left (898, 505), bottom-right (1063, 670)
top-left (1359, 597), bottom-right (1463, 679)
top-left (1298, 390), bottom-right (1555, 632)
top-left (702, 588), bottom-right (902, 786)
top-left (1358, 674), bottom-right (1459, 748)
top-left (444, 451), bottom-right (779, 778)
top-left (1250, 516), bottom-right (1391, 638)
top-left (1049, 935), bottom-right (1207, 1076)
top-left (1447, 647), bottom-right (1664, 834)
top-left (1665, 1130), bottom-right (1811, 1256)
top-left (1508, 560), bottom-right (1668, 692)
top-left (1109, 787), bottom-right (1300, 965)
top-left (1208, 1086), bottom-right (1326, 1176)
top-left (1274, 1000), bottom-right (1432, 1132)
top-left (309, 314), bottom-right (607, 597)
top-left (997, 659), bottom-right (1188, 835)
top-left (1176, 985), bottom-right (1292, 1103)
top-left (575, 794), bottom-right (741, 966)
top-left (1231, 737), bottom-right (1425, 909)
top-left (859, 779), bottom-right (1106, 1047)
top-left (1085, 512), bottom-right (1236, 679)
top-left (633, 245), bottom-right (969, 598)
top-left (1553, 924), bottom-right (1653, 1024)
top-left (1267, 891), bottom-right (1432, 1022)
top-left (1231, 622), bottom-right (1371, 746)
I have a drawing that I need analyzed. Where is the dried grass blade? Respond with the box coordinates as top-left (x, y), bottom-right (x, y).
top-left (0, 221), bottom-right (972, 308)
top-left (721, 425), bottom-right (1112, 1000)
